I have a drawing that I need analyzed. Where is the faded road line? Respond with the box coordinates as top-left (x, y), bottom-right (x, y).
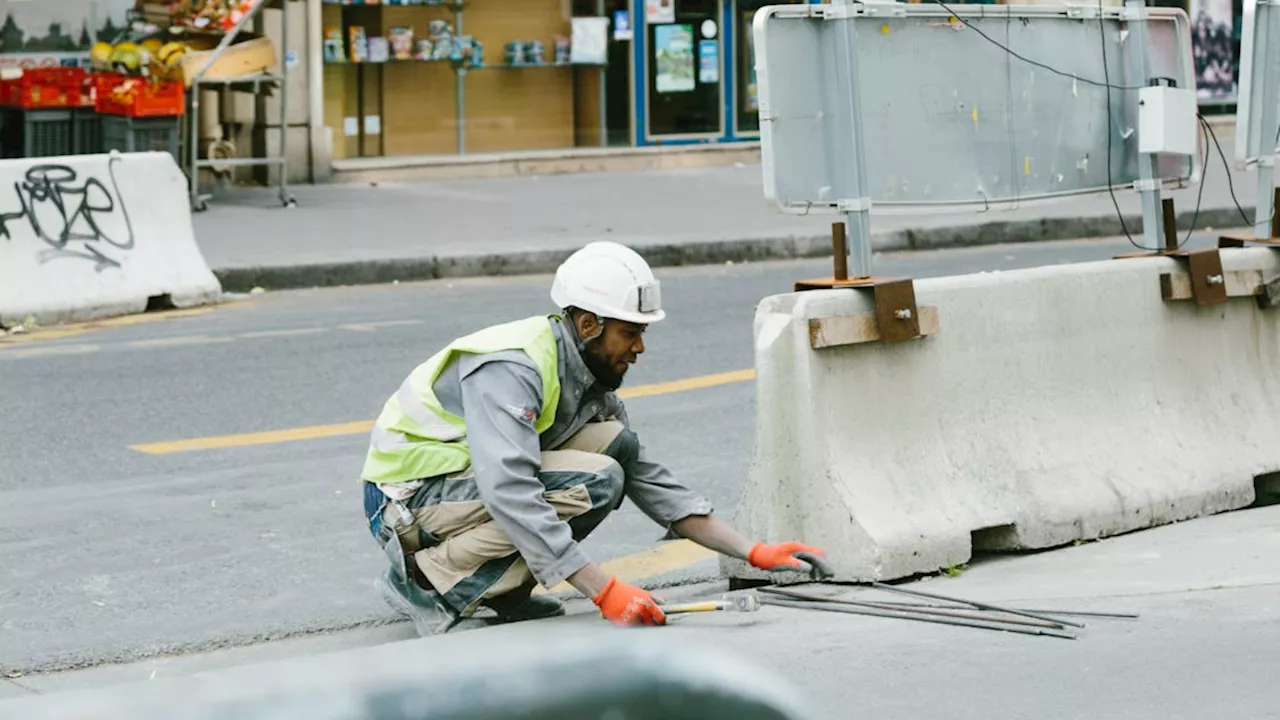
top-left (130, 368), bottom-right (757, 455)
top-left (0, 343), bottom-right (101, 359)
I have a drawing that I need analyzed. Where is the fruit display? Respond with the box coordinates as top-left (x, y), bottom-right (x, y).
top-left (90, 38), bottom-right (190, 78)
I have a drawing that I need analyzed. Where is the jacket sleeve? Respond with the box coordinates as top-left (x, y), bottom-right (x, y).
top-left (459, 360), bottom-right (591, 588)
top-left (607, 395), bottom-right (715, 531)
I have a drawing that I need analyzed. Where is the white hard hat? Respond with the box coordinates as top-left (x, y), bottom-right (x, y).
top-left (550, 241), bottom-right (666, 325)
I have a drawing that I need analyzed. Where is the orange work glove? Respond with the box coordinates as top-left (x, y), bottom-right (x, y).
top-left (592, 576), bottom-right (667, 627)
top-left (748, 541), bottom-right (827, 571)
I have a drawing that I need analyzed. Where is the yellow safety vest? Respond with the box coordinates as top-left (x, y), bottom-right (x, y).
top-left (361, 315), bottom-right (562, 484)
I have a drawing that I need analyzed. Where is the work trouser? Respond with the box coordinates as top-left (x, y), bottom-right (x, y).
top-left (362, 421), bottom-right (635, 617)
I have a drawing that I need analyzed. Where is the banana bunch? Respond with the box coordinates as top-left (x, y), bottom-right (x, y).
top-left (156, 41), bottom-right (189, 71)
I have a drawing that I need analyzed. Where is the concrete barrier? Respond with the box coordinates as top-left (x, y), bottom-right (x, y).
top-left (0, 152), bottom-right (221, 327)
top-left (722, 247), bottom-right (1280, 584)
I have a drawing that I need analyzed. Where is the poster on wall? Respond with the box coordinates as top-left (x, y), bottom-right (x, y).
top-left (646, 0), bottom-right (676, 25)
top-left (571, 17), bottom-right (608, 65)
top-left (0, 0), bottom-right (134, 65)
top-left (698, 40), bottom-right (718, 83)
top-left (654, 23), bottom-right (694, 93)
top-left (1189, 0), bottom-right (1237, 100)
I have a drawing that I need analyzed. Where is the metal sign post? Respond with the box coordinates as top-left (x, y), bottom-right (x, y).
top-left (1123, 0), bottom-right (1167, 249)
top-left (831, 0), bottom-right (874, 279)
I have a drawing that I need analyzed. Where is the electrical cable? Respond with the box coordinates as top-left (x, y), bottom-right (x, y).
top-left (925, 0), bottom-right (1268, 249)
top-left (925, 0), bottom-right (1147, 91)
top-left (1201, 113), bottom-right (1268, 228)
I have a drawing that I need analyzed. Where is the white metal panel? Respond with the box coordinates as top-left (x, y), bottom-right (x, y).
top-left (755, 3), bottom-right (1197, 214)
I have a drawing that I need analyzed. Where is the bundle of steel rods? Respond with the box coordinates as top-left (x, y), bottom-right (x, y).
top-left (756, 582), bottom-right (1138, 641)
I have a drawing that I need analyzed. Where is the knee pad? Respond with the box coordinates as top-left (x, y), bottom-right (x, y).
top-left (605, 426), bottom-right (640, 470)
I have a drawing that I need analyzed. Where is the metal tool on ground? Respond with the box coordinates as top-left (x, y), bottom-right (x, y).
top-left (662, 594), bottom-right (760, 615)
top-left (758, 586), bottom-right (1066, 631)
top-left (861, 599), bottom-right (1139, 620)
top-left (758, 596), bottom-right (1077, 640)
top-left (867, 581), bottom-right (1085, 629)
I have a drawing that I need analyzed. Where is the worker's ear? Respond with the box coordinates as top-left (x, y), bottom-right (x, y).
top-left (575, 310), bottom-right (602, 341)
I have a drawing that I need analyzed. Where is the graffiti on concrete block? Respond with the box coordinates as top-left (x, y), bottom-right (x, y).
top-left (0, 158), bottom-right (136, 271)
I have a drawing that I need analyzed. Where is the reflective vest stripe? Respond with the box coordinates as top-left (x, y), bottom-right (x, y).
top-left (395, 375), bottom-right (465, 442)
top-left (361, 315), bottom-right (561, 485)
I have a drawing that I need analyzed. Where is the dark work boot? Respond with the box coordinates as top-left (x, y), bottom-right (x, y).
top-left (481, 588), bottom-right (566, 622)
top-left (374, 566), bottom-right (460, 637)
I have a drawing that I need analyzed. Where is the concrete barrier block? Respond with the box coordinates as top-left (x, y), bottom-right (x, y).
top-left (0, 152), bottom-right (222, 327)
top-left (723, 248), bottom-right (1280, 583)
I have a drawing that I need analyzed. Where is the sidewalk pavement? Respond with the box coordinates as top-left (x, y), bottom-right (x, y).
top-left (4, 502), bottom-right (1278, 719)
top-left (193, 128), bottom-right (1265, 293)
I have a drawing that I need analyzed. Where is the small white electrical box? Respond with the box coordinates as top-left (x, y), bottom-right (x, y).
top-left (1138, 85), bottom-right (1198, 156)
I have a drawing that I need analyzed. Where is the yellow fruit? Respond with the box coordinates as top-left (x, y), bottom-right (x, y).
top-left (141, 38), bottom-right (164, 54)
top-left (90, 42), bottom-right (114, 66)
top-left (158, 42), bottom-right (189, 67)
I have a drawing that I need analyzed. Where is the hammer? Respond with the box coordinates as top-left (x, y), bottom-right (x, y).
top-left (661, 594), bottom-right (760, 615)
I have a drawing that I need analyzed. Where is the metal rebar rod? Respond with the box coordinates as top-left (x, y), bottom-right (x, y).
top-left (870, 581), bottom-right (1085, 629)
top-left (760, 597), bottom-right (1077, 640)
top-left (758, 586), bottom-right (1064, 630)
top-left (864, 599), bottom-right (1139, 620)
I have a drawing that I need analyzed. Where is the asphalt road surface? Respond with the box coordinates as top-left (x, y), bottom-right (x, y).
top-left (0, 233), bottom-right (1219, 673)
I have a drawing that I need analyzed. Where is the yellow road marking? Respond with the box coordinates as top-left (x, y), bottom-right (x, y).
top-left (129, 368), bottom-right (758, 455)
top-left (534, 540), bottom-right (719, 596)
top-left (128, 335), bottom-right (236, 348)
top-left (0, 304), bottom-right (253, 346)
top-left (239, 328), bottom-right (329, 339)
top-left (0, 343), bottom-right (101, 359)
top-left (617, 368), bottom-right (756, 400)
top-left (132, 420), bottom-right (376, 455)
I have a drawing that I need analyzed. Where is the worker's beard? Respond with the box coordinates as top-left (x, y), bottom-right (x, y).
top-left (581, 339), bottom-right (627, 391)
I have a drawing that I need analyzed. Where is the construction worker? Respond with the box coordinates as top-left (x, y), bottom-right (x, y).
top-left (360, 241), bottom-right (826, 635)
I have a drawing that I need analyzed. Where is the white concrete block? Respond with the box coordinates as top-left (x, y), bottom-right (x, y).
top-left (0, 152), bottom-right (222, 326)
top-left (723, 249), bottom-right (1280, 583)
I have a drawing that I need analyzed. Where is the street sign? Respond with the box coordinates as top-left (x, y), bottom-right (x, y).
top-left (754, 3), bottom-right (1197, 215)
top-left (1234, 0), bottom-right (1280, 164)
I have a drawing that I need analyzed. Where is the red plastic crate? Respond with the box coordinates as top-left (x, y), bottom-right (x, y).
top-left (0, 67), bottom-right (87, 109)
top-left (92, 73), bottom-right (186, 118)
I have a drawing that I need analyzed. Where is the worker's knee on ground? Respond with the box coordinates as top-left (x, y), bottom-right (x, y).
top-left (604, 426), bottom-right (639, 472)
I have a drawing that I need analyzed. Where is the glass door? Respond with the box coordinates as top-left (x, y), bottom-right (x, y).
top-left (645, 0), bottom-right (724, 139)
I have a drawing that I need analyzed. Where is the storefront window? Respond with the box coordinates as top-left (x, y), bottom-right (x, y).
top-left (321, 0), bottom-right (616, 159)
top-left (646, 0), bottom-right (722, 138)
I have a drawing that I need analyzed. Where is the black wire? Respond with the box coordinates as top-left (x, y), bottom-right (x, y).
top-left (1201, 114), bottom-right (1269, 228)
top-left (1178, 118), bottom-right (1210, 250)
top-left (925, 0), bottom-right (1147, 91)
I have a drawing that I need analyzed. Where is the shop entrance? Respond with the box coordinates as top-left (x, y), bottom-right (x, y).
top-left (645, 0), bottom-right (724, 139)
top-left (602, 0), bottom-right (634, 146)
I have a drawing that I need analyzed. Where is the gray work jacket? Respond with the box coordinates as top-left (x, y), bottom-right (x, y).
top-left (418, 315), bottom-right (714, 588)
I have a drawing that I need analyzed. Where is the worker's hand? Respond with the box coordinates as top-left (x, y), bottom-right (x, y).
top-left (592, 576), bottom-right (667, 627)
top-left (748, 541), bottom-right (827, 572)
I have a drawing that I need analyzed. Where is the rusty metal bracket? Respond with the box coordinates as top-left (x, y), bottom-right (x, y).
top-left (1110, 199), bottom-right (1228, 306)
top-left (1163, 248), bottom-right (1229, 306)
top-left (794, 221), bottom-right (931, 347)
